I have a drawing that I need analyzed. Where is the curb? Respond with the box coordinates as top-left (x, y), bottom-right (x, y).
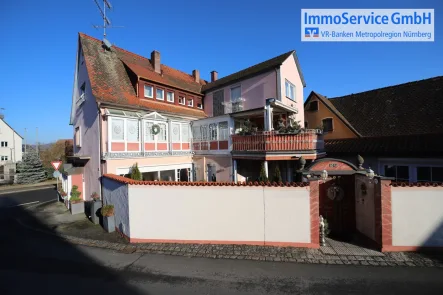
top-left (14, 216), bottom-right (443, 268)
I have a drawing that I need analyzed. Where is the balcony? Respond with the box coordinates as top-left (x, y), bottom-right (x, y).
top-left (231, 129), bottom-right (324, 154)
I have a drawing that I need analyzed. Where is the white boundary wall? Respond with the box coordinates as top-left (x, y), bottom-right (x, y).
top-left (123, 185), bottom-right (311, 244)
top-left (392, 187), bottom-right (443, 247)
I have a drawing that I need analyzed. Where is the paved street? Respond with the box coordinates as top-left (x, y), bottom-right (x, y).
top-left (0, 187), bottom-right (56, 208)
top-left (0, 189), bottom-right (443, 294)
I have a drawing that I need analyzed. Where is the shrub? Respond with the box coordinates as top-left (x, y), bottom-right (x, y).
top-left (70, 196), bottom-right (82, 204)
top-left (273, 166), bottom-right (282, 183)
top-left (258, 162), bottom-right (268, 182)
top-left (91, 192), bottom-right (100, 200)
top-left (70, 185), bottom-right (81, 200)
top-left (130, 163), bottom-right (142, 180)
top-left (101, 205), bottom-right (114, 217)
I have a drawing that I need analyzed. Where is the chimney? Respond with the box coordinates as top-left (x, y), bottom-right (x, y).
top-left (192, 69), bottom-right (200, 83)
top-left (151, 50), bottom-right (161, 74)
top-left (210, 71), bottom-right (218, 82)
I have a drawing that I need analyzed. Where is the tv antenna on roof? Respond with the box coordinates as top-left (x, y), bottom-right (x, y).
top-left (92, 0), bottom-right (124, 49)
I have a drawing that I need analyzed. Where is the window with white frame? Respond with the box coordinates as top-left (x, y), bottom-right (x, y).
top-left (218, 121), bottom-right (229, 140)
top-left (192, 126), bottom-right (201, 141)
top-left (144, 85), bottom-right (153, 98)
top-left (111, 118), bottom-right (125, 141)
top-left (179, 96), bottom-right (185, 105)
top-left (172, 123), bottom-right (180, 142)
top-left (181, 124), bottom-right (189, 143)
top-left (167, 91), bottom-right (174, 103)
top-left (187, 98), bottom-right (193, 107)
top-left (1, 141), bottom-right (8, 147)
top-left (200, 125), bottom-right (208, 140)
top-left (209, 123), bottom-right (218, 141)
top-left (158, 123), bottom-right (167, 142)
top-left (285, 80), bottom-right (295, 100)
top-left (197, 102), bottom-right (202, 109)
top-left (74, 127), bottom-right (81, 147)
top-left (126, 119), bottom-right (139, 142)
top-left (145, 122), bottom-right (154, 142)
top-left (156, 89), bottom-right (164, 100)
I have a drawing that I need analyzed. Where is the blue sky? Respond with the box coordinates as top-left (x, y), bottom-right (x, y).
top-left (0, 0), bottom-right (441, 144)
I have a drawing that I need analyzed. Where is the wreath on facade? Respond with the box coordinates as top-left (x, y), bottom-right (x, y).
top-left (151, 124), bottom-right (161, 135)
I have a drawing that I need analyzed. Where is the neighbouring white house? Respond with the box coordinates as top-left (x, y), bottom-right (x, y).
top-left (0, 117), bottom-right (23, 164)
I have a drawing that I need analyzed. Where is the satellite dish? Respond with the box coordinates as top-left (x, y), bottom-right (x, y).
top-left (102, 38), bottom-right (112, 50)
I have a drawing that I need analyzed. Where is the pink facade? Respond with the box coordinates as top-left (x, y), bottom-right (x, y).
top-left (279, 54), bottom-right (305, 124)
top-left (204, 71), bottom-right (278, 116)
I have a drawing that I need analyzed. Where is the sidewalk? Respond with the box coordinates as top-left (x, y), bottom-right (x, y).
top-left (19, 201), bottom-right (443, 268)
top-left (0, 180), bottom-right (57, 194)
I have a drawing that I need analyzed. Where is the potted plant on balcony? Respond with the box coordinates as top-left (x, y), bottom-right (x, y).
top-left (69, 185), bottom-right (84, 215)
top-left (101, 204), bottom-right (115, 233)
top-left (90, 192), bottom-right (102, 225)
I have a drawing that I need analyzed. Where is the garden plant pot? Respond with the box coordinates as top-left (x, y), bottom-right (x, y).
top-left (103, 215), bottom-right (115, 233)
top-left (70, 202), bottom-right (85, 215)
top-left (90, 200), bottom-right (102, 225)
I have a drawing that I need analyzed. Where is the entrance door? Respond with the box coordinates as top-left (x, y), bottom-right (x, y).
top-left (319, 175), bottom-right (356, 241)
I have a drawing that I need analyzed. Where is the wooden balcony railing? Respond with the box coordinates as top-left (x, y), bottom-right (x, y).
top-left (231, 130), bottom-right (324, 152)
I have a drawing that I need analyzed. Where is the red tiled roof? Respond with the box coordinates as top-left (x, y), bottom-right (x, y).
top-left (103, 174), bottom-right (309, 187)
top-left (79, 33), bottom-right (206, 118)
top-left (391, 182), bottom-right (443, 187)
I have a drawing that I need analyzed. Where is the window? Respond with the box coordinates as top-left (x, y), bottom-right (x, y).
top-left (145, 122), bottom-right (154, 142)
top-left (384, 165), bottom-right (409, 182)
top-left (144, 85), bottom-right (153, 98)
top-left (156, 88), bottom-right (164, 100)
top-left (126, 119), bottom-right (139, 142)
top-left (158, 123), bottom-right (167, 142)
top-left (80, 82), bottom-right (85, 96)
top-left (304, 121), bottom-right (308, 128)
top-left (200, 125), bottom-right (208, 140)
top-left (192, 126), bottom-right (201, 141)
top-left (167, 91), bottom-right (174, 103)
top-left (181, 125), bottom-right (189, 142)
top-left (230, 86), bottom-right (241, 102)
top-left (111, 118), bottom-right (125, 141)
top-left (308, 101), bottom-right (318, 111)
top-left (197, 103), bottom-right (202, 109)
top-left (179, 96), bottom-right (185, 105)
top-left (187, 99), bottom-right (193, 107)
top-left (74, 127), bottom-right (81, 147)
top-left (322, 118), bottom-right (333, 132)
top-left (1, 156), bottom-right (8, 161)
top-left (209, 123), bottom-right (218, 140)
top-left (219, 121), bottom-right (229, 140)
top-left (285, 80), bottom-right (295, 100)
top-left (1, 141), bottom-right (7, 147)
top-left (417, 167), bottom-right (443, 182)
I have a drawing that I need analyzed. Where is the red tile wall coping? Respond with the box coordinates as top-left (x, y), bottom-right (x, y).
top-left (103, 174), bottom-right (309, 187)
top-left (391, 182), bottom-right (443, 187)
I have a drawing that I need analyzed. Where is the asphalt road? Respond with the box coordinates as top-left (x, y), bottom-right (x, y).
top-left (0, 187), bottom-right (56, 208)
top-left (0, 189), bottom-right (442, 294)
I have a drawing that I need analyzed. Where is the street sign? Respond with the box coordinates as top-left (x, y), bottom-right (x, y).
top-left (53, 170), bottom-right (61, 178)
top-left (51, 161), bottom-right (62, 171)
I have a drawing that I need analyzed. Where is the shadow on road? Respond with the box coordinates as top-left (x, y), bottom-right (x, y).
top-left (0, 192), bottom-right (145, 295)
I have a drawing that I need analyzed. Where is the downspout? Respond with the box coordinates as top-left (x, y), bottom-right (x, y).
top-left (97, 101), bottom-right (103, 200)
top-left (275, 68), bottom-right (282, 101)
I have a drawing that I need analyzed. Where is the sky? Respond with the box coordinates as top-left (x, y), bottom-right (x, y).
top-left (0, 0), bottom-right (442, 144)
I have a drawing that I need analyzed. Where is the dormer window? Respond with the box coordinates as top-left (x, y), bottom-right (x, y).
top-left (179, 96), bottom-right (185, 105)
top-left (187, 98), bottom-right (194, 107)
top-left (156, 88), bottom-right (164, 100)
top-left (322, 118), bottom-right (333, 132)
top-left (144, 85), bottom-right (153, 98)
top-left (197, 103), bottom-right (203, 109)
top-left (167, 91), bottom-right (174, 103)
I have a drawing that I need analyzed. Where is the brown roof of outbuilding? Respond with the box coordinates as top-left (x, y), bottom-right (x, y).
top-left (325, 133), bottom-right (443, 157)
top-left (79, 33), bottom-right (207, 118)
top-left (327, 76), bottom-right (443, 137)
top-left (202, 50), bottom-right (305, 92)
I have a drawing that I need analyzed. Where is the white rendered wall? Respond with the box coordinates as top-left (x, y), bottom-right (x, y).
top-left (392, 187), bottom-right (443, 247)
